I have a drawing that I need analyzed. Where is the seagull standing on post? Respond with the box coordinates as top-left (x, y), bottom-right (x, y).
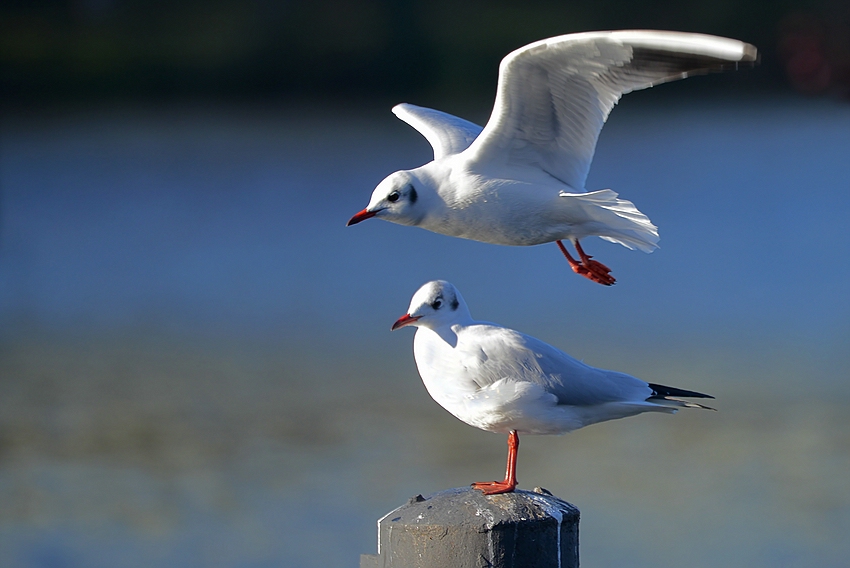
top-left (349, 31), bottom-right (758, 285)
top-left (392, 280), bottom-right (715, 494)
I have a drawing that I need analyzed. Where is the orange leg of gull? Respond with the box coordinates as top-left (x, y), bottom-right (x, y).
top-left (472, 430), bottom-right (519, 495)
top-left (556, 240), bottom-right (616, 286)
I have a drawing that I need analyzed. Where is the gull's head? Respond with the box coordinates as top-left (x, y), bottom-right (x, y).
top-left (392, 280), bottom-right (471, 331)
top-left (347, 171), bottom-right (423, 227)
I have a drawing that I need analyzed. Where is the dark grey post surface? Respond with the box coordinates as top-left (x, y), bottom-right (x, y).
top-left (361, 487), bottom-right (579, 568)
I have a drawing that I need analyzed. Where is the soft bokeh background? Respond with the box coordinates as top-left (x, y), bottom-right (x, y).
top-left (2, 1), bottom-right (849, 567)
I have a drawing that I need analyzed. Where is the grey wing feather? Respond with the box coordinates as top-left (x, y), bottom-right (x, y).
top-left (464, 30), bottom-right (758, 190)
top-left (393, 103), bottom-right (484, 160)
top-left (470, 325), bottom-right (651, 407)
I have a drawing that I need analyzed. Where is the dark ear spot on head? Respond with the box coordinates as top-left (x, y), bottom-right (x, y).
top-left (409, 185), bottom-right (417, 204)
top-left (450, 297), bottom-right (459, 310)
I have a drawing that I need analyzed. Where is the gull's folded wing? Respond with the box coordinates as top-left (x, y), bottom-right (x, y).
top-left (464, 30), bottom-right (758, 190)
top-left (462, 325), bottom-right (652, 407)
top-left (393, 103), bottom-right (484, 160)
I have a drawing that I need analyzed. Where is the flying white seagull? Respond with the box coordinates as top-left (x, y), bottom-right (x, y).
top-left (349, 30), bottom-right (758, 285)
top-left (392, 280), bottom-right (714, 494)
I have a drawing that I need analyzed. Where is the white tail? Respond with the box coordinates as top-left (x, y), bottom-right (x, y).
top-left (562, 189), bottom-right (660, 253)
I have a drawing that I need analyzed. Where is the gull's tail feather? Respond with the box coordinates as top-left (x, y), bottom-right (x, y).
top-left (562, 189), bottom-right (659, 253)
top-left (647, 382), bottom-right (716, 411)
top-left (648, 383), bottom-right (714, 399)
top-left (651, 397), bottom-right (717, 411)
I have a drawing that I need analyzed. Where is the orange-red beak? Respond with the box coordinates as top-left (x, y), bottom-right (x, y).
top-left (347, 208), bottom-right (378, 226)
top-left (391, 314), bottom-right (421, 331)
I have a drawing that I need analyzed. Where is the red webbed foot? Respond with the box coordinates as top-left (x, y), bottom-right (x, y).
top-left (471, 479), bottom-right (517, 495)
top-left (556, 240), bottom-right (616, 286)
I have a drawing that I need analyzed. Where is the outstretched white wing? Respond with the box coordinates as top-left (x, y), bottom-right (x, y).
top-left (393, 103), bottom-right (484, 160)
top-left (464, 30), bottom-right (758, 190)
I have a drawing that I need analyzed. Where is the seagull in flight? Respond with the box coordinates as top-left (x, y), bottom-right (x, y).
top-left (392, 280), bottom-right (714, 494)
top-left (349, 30), bottom-right (757, 285)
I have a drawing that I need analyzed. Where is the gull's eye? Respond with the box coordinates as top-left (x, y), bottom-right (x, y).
top-left (431, 298), bottom-right (442, 310)
top-left (387, 190), bottom-right (400, 203)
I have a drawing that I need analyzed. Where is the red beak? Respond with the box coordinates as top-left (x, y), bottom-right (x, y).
top-left (391, 314), bottom-right (421, 331)
top-left (347, 208), bottom-right (378, 226)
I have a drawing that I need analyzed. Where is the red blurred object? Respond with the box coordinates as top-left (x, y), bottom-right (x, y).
top-left (779, 11), bottom-right (850, 97)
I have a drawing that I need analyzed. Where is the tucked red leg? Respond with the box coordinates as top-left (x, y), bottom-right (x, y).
top-left (556, 240), bottom-right (616, 286)
top-left (556, 240), bottom-right (582, 272)
top-left (472, 430), bottom-right (519, 495)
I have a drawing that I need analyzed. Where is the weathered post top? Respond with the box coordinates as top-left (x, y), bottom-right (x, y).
top-left (361, 487), bottom-right (580, 568)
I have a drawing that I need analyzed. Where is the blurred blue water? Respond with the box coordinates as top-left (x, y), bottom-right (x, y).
top-left (1, 97), bottom-right (849, 568)
top-left (2, 98), bottom-right (848, 350)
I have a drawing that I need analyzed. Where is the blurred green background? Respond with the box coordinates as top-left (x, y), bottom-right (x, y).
top-left (2, 0), bottom-right (850, 103)
top-left (2, 2), bottom-right (849, 568)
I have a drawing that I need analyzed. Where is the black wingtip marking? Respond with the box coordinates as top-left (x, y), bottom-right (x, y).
top-left (648, 382), bottom-right (714, 399)
top-left (629, 47), bottom-right (759, 84)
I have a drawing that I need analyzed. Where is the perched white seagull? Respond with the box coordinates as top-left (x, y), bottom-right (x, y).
top-left (349, 30), bottom-right (757, 285)
top-left (392, 280), bottom-right (714, 495)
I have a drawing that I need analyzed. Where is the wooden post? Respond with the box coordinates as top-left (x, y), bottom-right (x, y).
top-left (361, 487), bottom-right (579, 568)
